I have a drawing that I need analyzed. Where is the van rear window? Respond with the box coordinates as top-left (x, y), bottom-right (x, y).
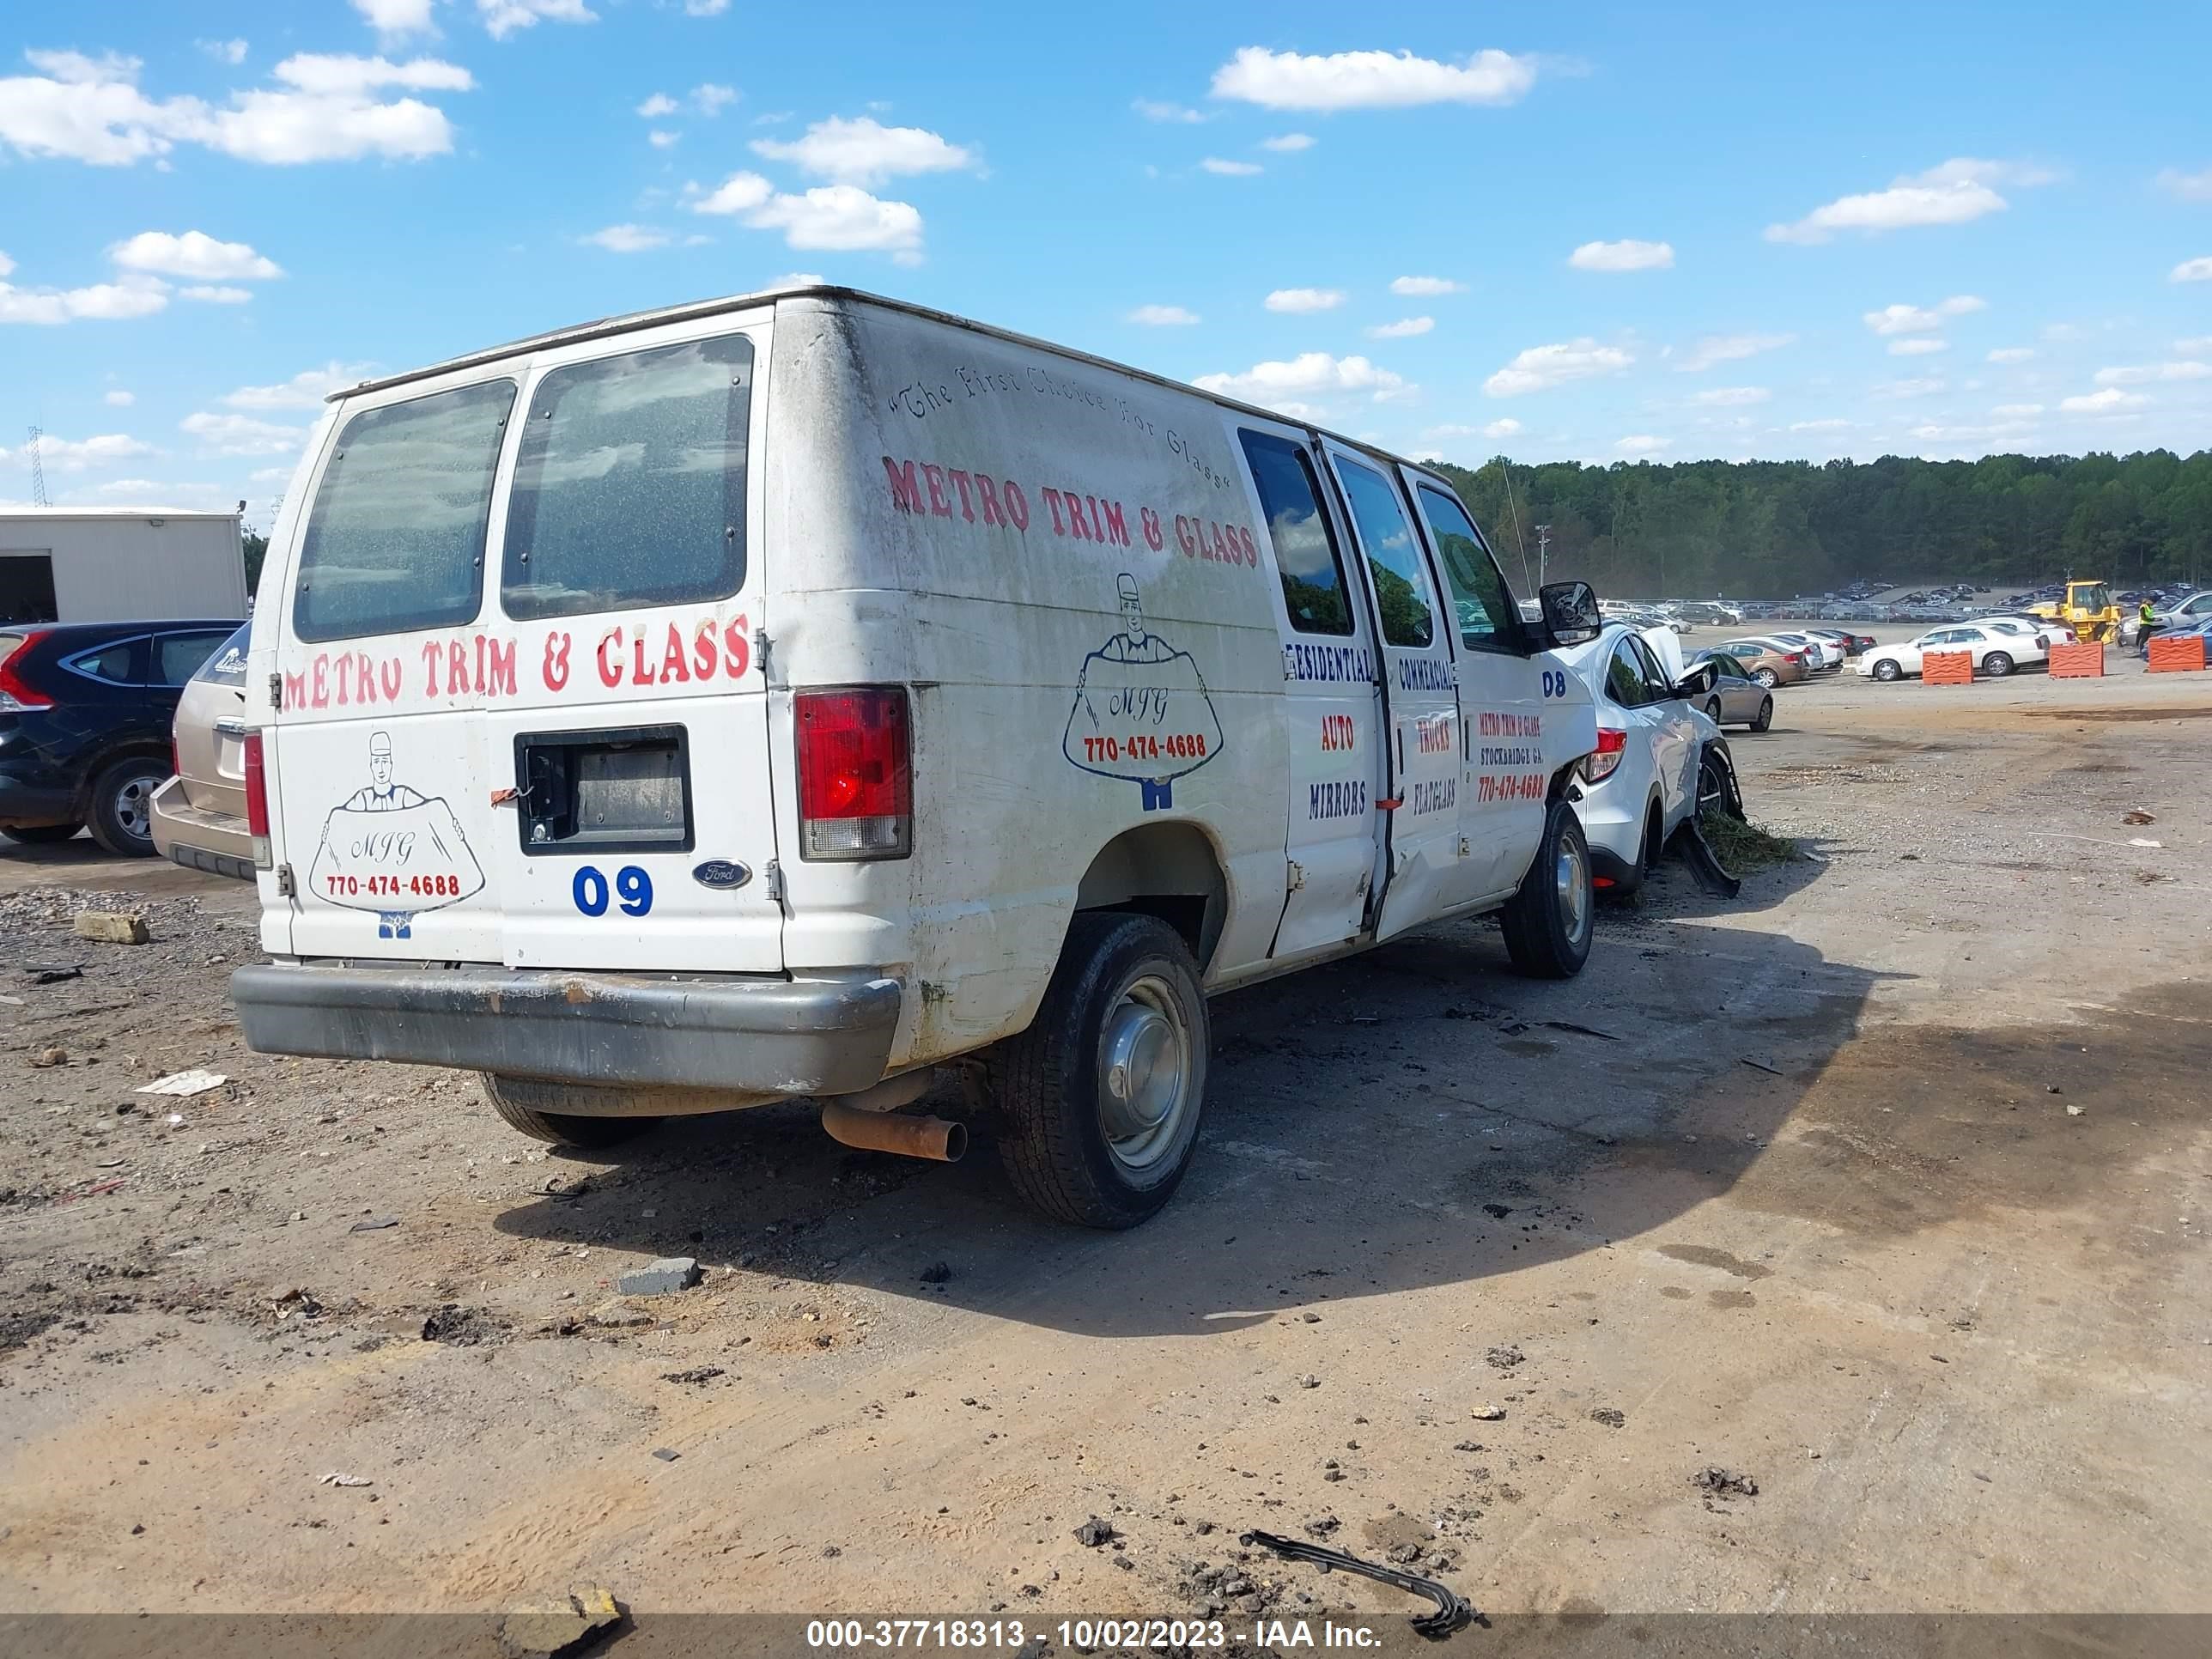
top-left (501, 334), bottom-right (754, 622)
top-left (293, 380), bottom-right (516, 643)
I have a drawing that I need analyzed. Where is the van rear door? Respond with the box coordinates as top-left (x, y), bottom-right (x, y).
top-left (267, 317), bottom-right (781, 975)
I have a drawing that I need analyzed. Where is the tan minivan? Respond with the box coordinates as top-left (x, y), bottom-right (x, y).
top-left (150, 620), bottom-right (254, 879)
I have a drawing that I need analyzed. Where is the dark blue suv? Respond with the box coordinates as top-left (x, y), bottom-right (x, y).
top-left (0, 619), bottom-right (243, 856)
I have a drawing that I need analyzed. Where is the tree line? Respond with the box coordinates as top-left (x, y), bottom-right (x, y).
top-left (1429, 449), bottom-right (2212, 599)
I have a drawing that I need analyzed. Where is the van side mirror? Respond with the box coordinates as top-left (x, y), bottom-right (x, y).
top-left (1538, 580), bottom-right (1601, 647)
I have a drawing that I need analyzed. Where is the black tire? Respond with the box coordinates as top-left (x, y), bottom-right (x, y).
top-left (3, 823), bottom-right (82, 844)
top-left (1753, 668), bottom-right (1779, 689)
top-left (1704, 698), bottom-right (1723, 724)
top-left (87, 757), bottom-right (168, 857)
top-left (1872, 659), bottom-right (1903, 682)
top-left (481, 1074), bottom-right (663, 1149)
top-left (986, 912), bottom-right (1209, 1229)
top-left (1697, 744), bottom-right (1746, 822)
top-left (1751, 696), bottom-right (1773, 732)
top-left (1500, 799), bottom-right (1595, 980)
top-left (1983, 651), bottom-right (2014, 678)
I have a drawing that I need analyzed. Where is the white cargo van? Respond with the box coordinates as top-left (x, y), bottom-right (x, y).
top-left (233, 288), bottom-right (1603, 1227)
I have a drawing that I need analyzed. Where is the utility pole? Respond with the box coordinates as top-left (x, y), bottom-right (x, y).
top-left (1534, 524), bottom-right (1551, 590)
top-left (27, 426), bottom-right (48, 507)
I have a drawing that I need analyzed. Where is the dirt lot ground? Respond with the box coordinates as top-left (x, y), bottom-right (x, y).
top-left (3, 639), bottom-right (2208, 1629)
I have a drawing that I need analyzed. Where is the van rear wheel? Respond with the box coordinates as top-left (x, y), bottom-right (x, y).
top-left (481, 1074), bottom-right (663, 1149)
top-left (1500, 799), bottom-right (1594, 979)
top-left (987, 912), bottom-right (1208, 1229)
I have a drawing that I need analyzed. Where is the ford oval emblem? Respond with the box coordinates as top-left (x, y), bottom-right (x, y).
top-left (692, 859), bottom-right (751, 890)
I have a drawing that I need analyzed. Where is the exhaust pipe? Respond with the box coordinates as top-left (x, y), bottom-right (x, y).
top-left (819, 1100), bottom-right (967, 1163)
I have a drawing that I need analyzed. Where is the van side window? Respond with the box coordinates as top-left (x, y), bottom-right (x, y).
top-left (1333, 458), bottom-right (1435, 648)
top-left (1238, 430), bottom-right (1352, 636)
top-left (1413, 483), bottom-right (1520, 652)
top-left (295, 379), bottom-right (516, 643)
top-left (503, 334), bottom-right (755, 622)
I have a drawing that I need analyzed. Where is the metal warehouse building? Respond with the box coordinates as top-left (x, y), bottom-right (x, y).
top-left (0, 508), bottom-right (250, 627)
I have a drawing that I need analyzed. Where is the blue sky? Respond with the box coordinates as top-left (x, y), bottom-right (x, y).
top-left (3, 1), bottom-right (2209, 525)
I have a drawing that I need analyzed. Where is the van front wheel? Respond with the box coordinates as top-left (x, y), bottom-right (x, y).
top-left (481, 1074), bottom-right (663, 1149)
top-left (1499, 799), bottom-right (1595, 979)
top-left (988, 912), bottom-right (1209, 1229)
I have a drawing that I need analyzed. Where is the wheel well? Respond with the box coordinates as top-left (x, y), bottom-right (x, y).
top-left (1073, 823), bottom-right (1229, 970)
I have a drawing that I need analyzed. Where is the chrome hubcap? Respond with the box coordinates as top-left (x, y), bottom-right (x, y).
top-left (1098, 974), bottom-right (1190, 1170)
top-left (117, 776), bottom-right (156, 841)
top-left (1555, 836), bottom-right (1590, 945)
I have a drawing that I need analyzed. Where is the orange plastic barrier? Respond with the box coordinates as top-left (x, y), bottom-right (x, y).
top-left (2148, 635), bottom-right (2208, 673)
top-left (2048, 641), bottom-right (2105, 678)
top-left (1921, 649), bottom-right (1974, 685)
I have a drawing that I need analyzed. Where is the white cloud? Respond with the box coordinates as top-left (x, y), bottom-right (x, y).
top-left (1390, 275), bottom-right (1463, 297)
top-left (763, 271), bottom-right (824, 288)
top-left (1992, 403), bottom-right (2044, 416)
top-left (1194, 352), bottom-right (1410, 405)
top-left (1789, 418), bottom-right (1853, 431)
top-left (637, 92), bottom-right (678, 118)
top-left (750, 115), bottom-right (974, 186)
top-left (1987, 346), bottom-right (2035, 363)
top-left (1483, 418), bottom-right (1522, 438)
top-left (1688, 386), bottom-right (1770, 406)
top-left (12, 432), bottom-right (156, 471)
top-left (181, 410), bottom-right (307, 455)
top-left (692, 82), bottom-right (737, 116)
top-left (1615, 434), bottom-right (1671, 455)
top-left (104, 389), bottom-right (134, 406)
top-left (2175, 336), bottom-right (2212, 354)
top-left (1367, 316), bottom-right (1433, 339)
top-left (1863, 294), bottom-right (1985, 335)
top-left (477, 0), bottom-right (597, 40)
top-left (351, 0), bottom-right (438, 37)
top-left (270, 53), bottom-right (473, 95)
top-left (198, 39), bottom-right (249, 65)
top-left (2060, 387), bottom-right (2148, 414)
top-left (1674, 331), bottom-right (1793, 372)
top-left (181, 284), bottom-right (252, 303)
top-left (110, 229), bottom-right (283, 280)
top-left (686, 0), bottom-right (731, 14)
top-left (582, 223), bottom-right (670, 252)
top-left (1210, 46), bottom-right (1536, 111)
top-left (705, 181), bottom-right (925, 259)
top-left (648, 129), bottom-right (678, 149)
top-left (1486, 338), bottom-right (1632, 396)
top-left (224, 362), bottom-right (373, 410)
top-left (0, 271), bottom-right (169, 325)
top-left (1264, 287), bottom-right (1344, 314)
top-left (2156, 166), bottom-right (2212, 202)
top-left (1869, 378), bottom-right (1948, 400)
top-left (2171, 256), bottom-right (2212, 283)
top-left (2093, 361), bottom-right (2210, 386)
top-left (1200, 156), bottom-right (1261, 176)
top-left (1128, 304), bottom-right (1200, 326)
top-left (1133, 99), bottom-right (1204, 124)
top-left (1261, 132), bottom-right (1315, 153)
top-left (1889, 337), bottom-right (1948, 356)
top-left (1765, 159), bottom-right (2053, 244)
top-left (1569, 239), bottom-right (1674, 272)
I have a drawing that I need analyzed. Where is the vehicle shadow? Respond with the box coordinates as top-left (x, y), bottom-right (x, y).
top-left (494, 913), bottom-right (1896, 1340)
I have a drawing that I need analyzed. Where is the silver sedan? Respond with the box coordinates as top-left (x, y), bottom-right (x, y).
top-left (1688, 650), bottom-right (1775, 732)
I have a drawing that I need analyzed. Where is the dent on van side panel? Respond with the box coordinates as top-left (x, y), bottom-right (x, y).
top-left (771, 298), bottom-right (1290, 1066)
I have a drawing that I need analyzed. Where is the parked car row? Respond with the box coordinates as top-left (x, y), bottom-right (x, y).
top-left (1859, 618), bottom-right (2052, 681)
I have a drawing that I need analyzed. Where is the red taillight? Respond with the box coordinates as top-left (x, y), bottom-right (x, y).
top-left (0, 630), bottom-right (53, 711)
top-left (795, 687), bottom-right (911, 860)
top-left (243, 730), bottom-right (273, 868)
top-left (1584, 726), bottom-right (1627, 783)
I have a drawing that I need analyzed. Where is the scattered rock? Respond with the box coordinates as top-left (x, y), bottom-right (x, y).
top-left (2065, 1104), bottom-right (2084, 1117)
top-left (1485, 1346), bottom-right (1523, 1370)
top-left (1692, 1467), bottom-right (1758, 1498)
top-left (1589, 1408), bottom-right (1626, 1429)
top-left (1300, 1311), bottom-right (1321, 1323)
top-left (73, 911), bottom-right (149, 945)
top-left (1480, 1203), bottom-right (1512, 1220)
top-left (420, 1304), bottom-right (501, 1346)
top-left (2123, 811), bottom-right (2155, 825)
top-left (1302, 1514), bottom-right (1340, 1538)
top-left (30, 1047), bottom-right (67, 1068)
top-left (617, 1257), bottom-right (701, 1296)
top-left (586, 1299), bottom-right (653, 1328)
top-left (919, 1261), bottom-right (952, 1284)
top-left (1471, 1405), bottom-right (1506, 1420)
top-left (497, 1584), bottom-right (623, 1659)
top-left (660, 1367), bottom-right (724, 1386)
top-left (319, 1473), bottom-right (374, 1488)
top-left (1073, 1516), bottom-right (1117, 1547)
top-left (1297, 1373), bottom-right (1321, 1389)
top-left (349, 1216), bottom-right (399, 1233)
top-left (651, 1448), bottom-right (679, 1462)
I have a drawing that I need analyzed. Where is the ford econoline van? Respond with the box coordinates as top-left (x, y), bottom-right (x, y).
top-left (232, 287), bottom-right (1602, 1227)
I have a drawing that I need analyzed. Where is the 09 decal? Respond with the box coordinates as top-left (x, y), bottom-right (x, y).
top-left (572, 865), bottom-right (654, 918)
